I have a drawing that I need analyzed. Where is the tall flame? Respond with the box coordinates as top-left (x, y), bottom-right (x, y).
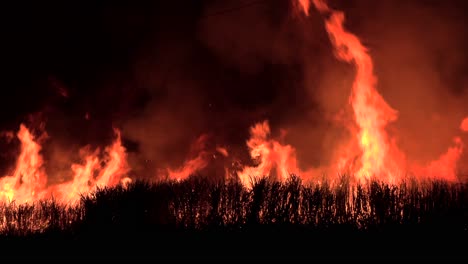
top-left (296, 0), bottom-right (465, 183)
top-left (0, 124), bottom-right (47, 203)
top-left (307, 0), bottom-right (401, 182)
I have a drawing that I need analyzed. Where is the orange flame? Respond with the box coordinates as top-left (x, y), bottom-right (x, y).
top-left (1, 1), bottom-right (467, 205)
top-left (166, 135), bottom-right (211, 181)
top-left (0, 124), bottom-right (47, 203)
top-left (216, 146), bottom-right (229, 157)
top-left (308, 0), bottom-right (402, 182)
top-left (237, 121), bottom-right (304, 187)
top-left (461, 117), bottom-right (468, 132)
top-left (54, 129), bottom-right (130, 204)
top-left (296, 0), bottom-right (465, 183)
top-left (297, 0), bottom-right (310, 15)
top-left (412, 137), bottom-right (463, 181)
top-left (0, 125), bottom-right (130, 204)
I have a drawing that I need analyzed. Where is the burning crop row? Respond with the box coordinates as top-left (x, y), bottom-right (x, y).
top-left (1, 0), bottom-right (468, 205)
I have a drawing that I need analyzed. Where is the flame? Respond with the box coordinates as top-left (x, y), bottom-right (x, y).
top-left (54, 129), bottom-right (130, 204)
top-left (0, 124), bottom-right (47, 203)
top-left (95, 129), bottom-right (130, 187)
top-left (167, 155), bottom-right (209, 181)
top-left (1, 1), bottom-right (467, 206)
top-left (216, 146), bottom-right (229, 157)
top-left (297, 0), bottom-right (310, 15)
top-left (412, 137), bottom-right (463, 181)
top-left (308, 0), bottom-right (402, 182)
top-left (295, 0), bottom-right (465, 183)
top-left (166, 135), bottom-right (211, 181)
top-left (461, 117), bottom-right (468, 132)
top-left (0, 125), bottom-right (130, 204)
top-left (237, 121), bottom-right (304, 187)
top-left (59, 150), bottom-right (100, 203)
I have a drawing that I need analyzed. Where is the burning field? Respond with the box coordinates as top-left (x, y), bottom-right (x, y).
top-left (1, 0), bottom-right (468, 260)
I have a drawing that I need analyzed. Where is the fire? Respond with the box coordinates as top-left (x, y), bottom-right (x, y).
top-left (54, 129), bottom-right (131, 204)
top-left (166, 154), bottom-right (209, 182)
top-left (0, 124), bottom-right (47, 204)
top-left (303, 0), bottom-right (402, 182)
top-left (1, 1), bottom-right (467, 207)
top-left (57, 150), bottom-right (100, 203)
top-left (292, 0), bottom-right (467, 184)
top-left (461, 117), bottom-right (468, 132)
top-left (95, 129), bottom-right (130, 187)
top-left (216, 146), bottom-right (229, 157)
top-left (297, 0), bottom-right (310, 16)
top-left (0, 124), bottom-right (130, 204)
top-left (166, 135), bottom-right (211, 181)
top-left (412, 137), bottom-right (463, 181)
top-left (237, 121), bottom-right (304, 187)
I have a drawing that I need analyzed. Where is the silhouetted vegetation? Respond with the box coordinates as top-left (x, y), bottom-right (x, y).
top-left (1, 175), bottom-right (467, 237)
top-left (0, 175), bottom-right (467, 261)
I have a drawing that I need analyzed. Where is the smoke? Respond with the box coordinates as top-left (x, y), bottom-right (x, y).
top-left (121, 0), bottom-right (320, 179)
top-left (327, 0), bottom-right (468, 172)
top-left (201, 0), bottom-right (468, 178)
top-left (2, 0), bottom-right (468, 183)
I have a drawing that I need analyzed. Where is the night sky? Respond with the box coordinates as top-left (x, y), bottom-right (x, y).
top-left (2, 0), bottom-right (468, 179)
